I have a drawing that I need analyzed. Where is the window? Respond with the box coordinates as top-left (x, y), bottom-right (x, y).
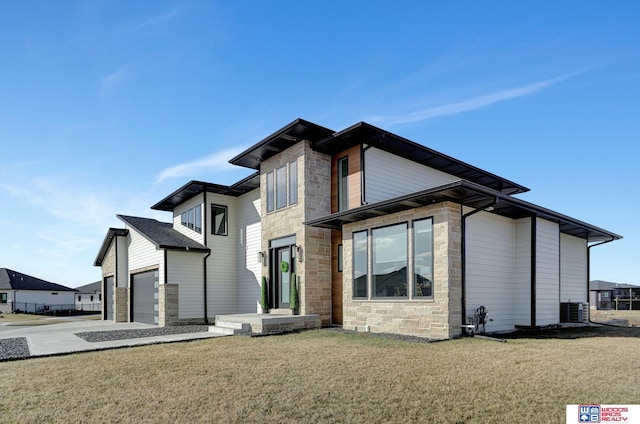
top-left (413, 218), bottom-right (433, 298)
top-left (77, 295), bottom-right (81, 301)
top-left (181, 205), bottom-right (202, 234)
top-left (52, 292), bottom-right (58, 295)
top-left (337, 156), bottom-right (348, 211)
top-left (266, 171), bottom-right (275, 212)
top-left (276, 166), bottom-right (287, 209)
top-left (212, 205), bottom-right (228, 236)
top-left (289, 161), bottom-right (298, 205)
top-left (267, 161), bottom-right (298, 212)
top-left (353, 231), bottom-right (368, 298)
top-left (1, 293), bottom-right (7, 303)
top-left (338, 244), bottom-right (343, 272)
top-left (352, 218), bottom-right (433, 300)
top-left (90, 295), bottom-right (94, 302)
top-left (373, 223), bottom-right (408, 297)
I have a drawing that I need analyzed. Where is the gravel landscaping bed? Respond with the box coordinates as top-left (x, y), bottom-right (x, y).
top-left (0, 337), bottom-right (30, 360)
top-left (75, 325), bottom-right (209, 343)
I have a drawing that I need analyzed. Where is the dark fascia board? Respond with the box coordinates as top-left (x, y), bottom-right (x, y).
top-left (313, 121), bottom-right (530, 195)
top-left (304, 179), bottom-right (622, 243)
top-left (151, 172), bottom-right (260, 211)
top-left (228, 118), bottom-right (335, 169)
top-left (117, 215), bottom-right (210, 254)
top-left (94, 227), bottom-right (129, 266)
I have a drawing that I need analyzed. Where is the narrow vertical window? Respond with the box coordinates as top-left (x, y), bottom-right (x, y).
top-left (289, 161), bottom-right (298, 205)
top-left (338, 244), bottom-right (343, 272)
top-left (353, 231), bottom-right (368, 298)
top-left (266, 171), bottom-right (274, 212)
top-left (276, 166), bottom-right (287, 209)
top-left (194, 205), bottom-right (202, 233)
top-left (338, 156), bottom-right (348, 211)
top-left (211, 205), bottom-right (228, 236)
top-left (187, 208), bottom-right (195, 230)
top-left (413, 218), bottom-right (433, 298)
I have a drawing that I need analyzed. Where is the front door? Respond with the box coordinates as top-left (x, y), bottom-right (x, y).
top-left (274, 246), bottom-right (292, 309)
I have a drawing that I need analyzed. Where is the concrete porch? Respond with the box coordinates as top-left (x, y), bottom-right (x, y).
top-left (209, 313), bottom-right (321, 336)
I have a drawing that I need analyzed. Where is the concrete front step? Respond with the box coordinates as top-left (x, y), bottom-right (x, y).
top-left (208, 320), bottom-right (251, 336)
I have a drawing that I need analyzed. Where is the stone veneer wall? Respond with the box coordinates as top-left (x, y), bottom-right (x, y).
top-left (158, 284), bottom-right (179, 326)
top-left (342, 202), bottom-right (462, 340)
top-left (101, 242), bottom-right (116, 320)
top-left (114, 287), bottom-right (128, 322)
top-left (260, 140), bottom-right (333, 324)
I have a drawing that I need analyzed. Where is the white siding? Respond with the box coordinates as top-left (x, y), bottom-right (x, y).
top-left (167, 250), bottom-right (205, 320)
top-left (465, 211), bottom-right (515, 332)
top-left (365, 147), bottom-right (458, 204)
top-left (205, 193), bottom-right (238, 316)
top-left (514, 218), bottom-right (532, 326)
top-left (236, 189), bottom-right (262, 313)
top-left (127, 228), bottom-right (164, 284)
top-left (173, 193), bottom-right (205, 245)
top-left (14, 290), bottom-right (76, 308)
top-left (560, 233), bottom-right (588, 303)
top-left (535, 218), bottom-right (560, 326)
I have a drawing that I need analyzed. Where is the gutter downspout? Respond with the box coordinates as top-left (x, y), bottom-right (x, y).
top-left (460, 198), bottom-right (498, 335)
top-left (587, 236), bottom-right (616, 325)
top-left (203, 191), bottom-right (209, 324)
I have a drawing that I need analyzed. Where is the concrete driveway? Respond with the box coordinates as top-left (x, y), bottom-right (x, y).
top-left (0, 318), bottom-right (220, 357)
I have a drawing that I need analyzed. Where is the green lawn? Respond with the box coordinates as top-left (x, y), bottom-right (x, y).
top-left (0, 326), bottom-right (638, 423)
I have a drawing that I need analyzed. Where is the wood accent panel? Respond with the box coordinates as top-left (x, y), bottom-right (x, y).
top-left (331, 229), bottom-right (343, 325)
top-left (331, 145), bottom-right (362, 213)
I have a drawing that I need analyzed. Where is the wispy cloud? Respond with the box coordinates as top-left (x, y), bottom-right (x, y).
top-left (370, 70), bottom-right (585, 127)
top-left (155, 146), bottom-right (249, 184)
top-left (121, 6), bottom-right (186, 35)
top-left (100, 68), bottom-right (127, 95)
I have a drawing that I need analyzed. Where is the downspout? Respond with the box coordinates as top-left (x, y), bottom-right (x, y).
top-left (460, 198), bottom-right (498, 335)
top-left (587, 236), bottom-right (616, 325)
top-left (203, 191), bottom-right (209, 324)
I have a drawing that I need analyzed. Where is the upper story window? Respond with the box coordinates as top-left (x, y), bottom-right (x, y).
top-left (337, 156), bottom-right (348, 211)
top-left (181, 205), bottom-right (202, 234)
top-left (211, 204), bottom-right (228, 236)
top-left (1, 293), bottom-right (7, 303)
top-left (266, 160), bottom-right (298, 213)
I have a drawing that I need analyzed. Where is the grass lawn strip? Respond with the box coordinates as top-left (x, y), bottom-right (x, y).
top-left (0, 326), bottom-right (638, 423)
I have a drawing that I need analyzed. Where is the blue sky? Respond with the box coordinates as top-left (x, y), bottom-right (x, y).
top-left (0, 1), bottom-right (638, 288)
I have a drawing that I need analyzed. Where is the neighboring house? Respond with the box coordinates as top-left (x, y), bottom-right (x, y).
top-left (590, 280), bottom-right (640, 311)
top-left (75, 281), bottom-right (102, 311)
top-left (95, 118), bottom-right (621, 339)
top-left (0, 268), bottom-right (76, 313)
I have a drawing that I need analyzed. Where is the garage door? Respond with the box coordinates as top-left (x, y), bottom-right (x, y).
top-left (132, 270), bottom-right (159, 325)
top-left (105, 276), bottom-right (114, 321)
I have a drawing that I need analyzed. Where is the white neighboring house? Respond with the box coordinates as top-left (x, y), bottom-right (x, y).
top-left (75, 281), bottom-right (101, 312)
top-left (0, 268), bottom-right (76, 314)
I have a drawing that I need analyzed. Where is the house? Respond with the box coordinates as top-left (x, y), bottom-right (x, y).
top-left (0, 268), bottom-right (76, 314)
top-left (590, 280), bottom-right (640, 311)
top-left (94, 118), bottom-right (621, 339)
top-left (75, 281), bottom-right (102, 312)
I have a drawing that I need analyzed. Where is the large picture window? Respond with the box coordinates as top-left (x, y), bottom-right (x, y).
top-left (413, 218), bottom-right (433, 297)
top-left (211, 204), bottom-right (228, 236)
top-left (353, 231), bottom-right (368, 298)
top-left (352, 218), bottom-right (433, 300)
top-left (373, 223), bottom-right (408, 297)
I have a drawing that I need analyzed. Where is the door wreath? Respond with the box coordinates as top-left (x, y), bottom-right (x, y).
top-left (280, 260), bottom-right (289, 273)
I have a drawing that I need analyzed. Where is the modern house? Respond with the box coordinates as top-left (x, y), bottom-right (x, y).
top-left (95, 119), bottom-right (621, 339)
top-left (75, 281), bottom-right (102, 312)
top-left (0, 268), bottom-right (76, 314)
top-left (590, 280), bottom-right (640, 311)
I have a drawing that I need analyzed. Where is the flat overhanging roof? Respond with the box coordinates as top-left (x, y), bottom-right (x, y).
top-left (151, 173), bottom-right (260, 211)
top-left (304, 180), bottom-right (622, 243)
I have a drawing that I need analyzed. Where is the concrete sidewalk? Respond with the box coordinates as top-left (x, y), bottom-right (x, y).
top-left (0, 319), bottom-right (222, 358)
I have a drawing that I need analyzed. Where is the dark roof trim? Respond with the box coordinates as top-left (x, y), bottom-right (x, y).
top-left (313, 121), bottom-right (529, 195)
top-left (229, 118), bottom-right (334, 169)
top-left (304, 180), bottom-right (622, 243)
top-left (94, 228), bottom-right (129, 266)
top-left (589, 280), bottom-right (640, 291)
top-left (117, 215), bottom-right (210, 253)
top-left (151, 172), bottom-right (260, 211)
top-left (0, 268), bottom-right (77, 292)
